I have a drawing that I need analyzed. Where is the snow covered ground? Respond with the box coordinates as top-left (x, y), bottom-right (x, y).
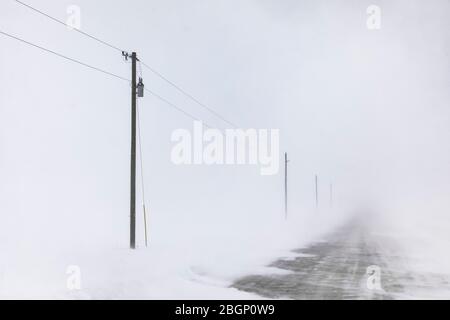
top-left (0, 206), bottom-right (349, 299)
top-left (1, 194), bottom-right (450, 300)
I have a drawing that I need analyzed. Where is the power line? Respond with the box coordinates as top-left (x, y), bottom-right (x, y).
top-left (140, 61), bottom-right (239, 128)
top-left (139, 60), bottom-right (216, 128)
top-left (136, 100), bottom-right (146, 204)
top-left (13, 0), bottom-right (124, 53)
top-left (136, 98), bottom-right (149, 247)
top-left (0, 29), bottom-right (219, 129)
top-left (136, 62), bottom-right (147, 208)
top-left (12, 0), bottom-right (239, 129)
top-left (144, 87), bottom-right (218, 130)
top-left (0, 29), bottom-right (129, 82)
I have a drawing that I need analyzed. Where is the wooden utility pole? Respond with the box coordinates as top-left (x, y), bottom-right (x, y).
top-left (284, 152), bottom-right (288, 219)
top-left (130, 52), bottom-right (137, 249)
top-left (329, 183), bottom-right (333, 208)
top-left (315, 174), bottom-right (319, 209)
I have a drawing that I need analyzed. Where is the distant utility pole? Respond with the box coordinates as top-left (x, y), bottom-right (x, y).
top-left (284, 152), bottom-right (289, 219)
top-left (315, 174), bottom-right (319, 209)
top-left (329, 183), bottom-right (333, 208)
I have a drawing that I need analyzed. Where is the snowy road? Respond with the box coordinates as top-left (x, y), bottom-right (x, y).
top-left (233, 220), bottom-right (450, 299)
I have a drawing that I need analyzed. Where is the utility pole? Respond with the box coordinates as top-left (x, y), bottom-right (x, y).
top-left (329, 183), bottom-right (333, 208)
top-left (130, 52), bottom-right (137, 249)
top-left (315, 174), bottom-right (319, 209)
top-left (284, 152), bottom-right (289, 219)
top-left (123, 50), bottom-right (145, 250)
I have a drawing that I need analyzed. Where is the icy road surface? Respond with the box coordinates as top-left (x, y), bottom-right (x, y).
top-left (233, 220), bottom-right (450, 299)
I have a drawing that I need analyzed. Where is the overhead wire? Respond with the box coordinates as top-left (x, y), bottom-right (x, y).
top-left (136, 94), bottom-right (149, 247)
top-left (140, 61), bottom-right (238, 128)
top-left (0, 30), bottom-right (129, 82)
top-left (13, 0), bottom-right (124, 53)
top-left (0, 29), bottom-right (218, 130)
top-left (12, 0), bottom-right (238, 129)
